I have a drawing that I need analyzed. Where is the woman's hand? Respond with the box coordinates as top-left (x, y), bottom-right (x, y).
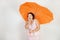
top-left (29, 29), bottom-right (34, 34)
top-left (25, 21), bottom-right (29, 29)
top-left (25, 20), bottom-right (32, 29)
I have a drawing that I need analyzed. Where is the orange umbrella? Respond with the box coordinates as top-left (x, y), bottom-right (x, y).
top-left (19, 2), bottom-right (53, 24)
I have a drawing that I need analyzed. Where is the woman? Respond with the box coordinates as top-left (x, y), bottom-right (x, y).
top-left (25, 12), bottom-right (40, 40)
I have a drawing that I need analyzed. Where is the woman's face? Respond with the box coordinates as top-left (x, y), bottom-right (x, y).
top-left (28, 14), bottom-right (33, 21)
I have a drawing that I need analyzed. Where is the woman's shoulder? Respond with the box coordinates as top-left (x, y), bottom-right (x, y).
top-left (34, 19), bottom-right (38, 23)
top-left (34, 19), bottom-right (40, 25)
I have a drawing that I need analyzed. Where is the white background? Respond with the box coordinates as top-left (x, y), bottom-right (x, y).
top-left (0, 0), bottom-right (60, 40)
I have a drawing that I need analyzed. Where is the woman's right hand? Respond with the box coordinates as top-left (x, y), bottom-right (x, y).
top-left (25, 21), bottom-right (29, 29)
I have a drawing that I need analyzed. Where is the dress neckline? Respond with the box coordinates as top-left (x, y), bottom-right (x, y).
top-left (30, 19), bottom-right (35, 26)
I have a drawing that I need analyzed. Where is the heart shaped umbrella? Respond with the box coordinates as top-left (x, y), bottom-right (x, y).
top-left (19, 2), bottom-right (53, 24)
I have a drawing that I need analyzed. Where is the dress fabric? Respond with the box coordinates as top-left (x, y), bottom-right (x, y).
top-left (26, 19), bottom-right (40, 40)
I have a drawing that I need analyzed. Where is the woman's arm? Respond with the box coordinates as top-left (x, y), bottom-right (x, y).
top-left (33, 20), bottom-right (40, 32)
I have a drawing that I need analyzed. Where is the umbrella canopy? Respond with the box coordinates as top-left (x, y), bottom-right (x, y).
top-left (19, 2), bottom-right (53, 24)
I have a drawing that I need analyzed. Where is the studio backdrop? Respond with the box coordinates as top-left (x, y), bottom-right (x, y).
top-left (0, 0), bottom-right (60, 40)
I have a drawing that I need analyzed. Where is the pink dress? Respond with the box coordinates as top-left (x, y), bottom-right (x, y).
top-left (26, 19), bottom-right (40, 40)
